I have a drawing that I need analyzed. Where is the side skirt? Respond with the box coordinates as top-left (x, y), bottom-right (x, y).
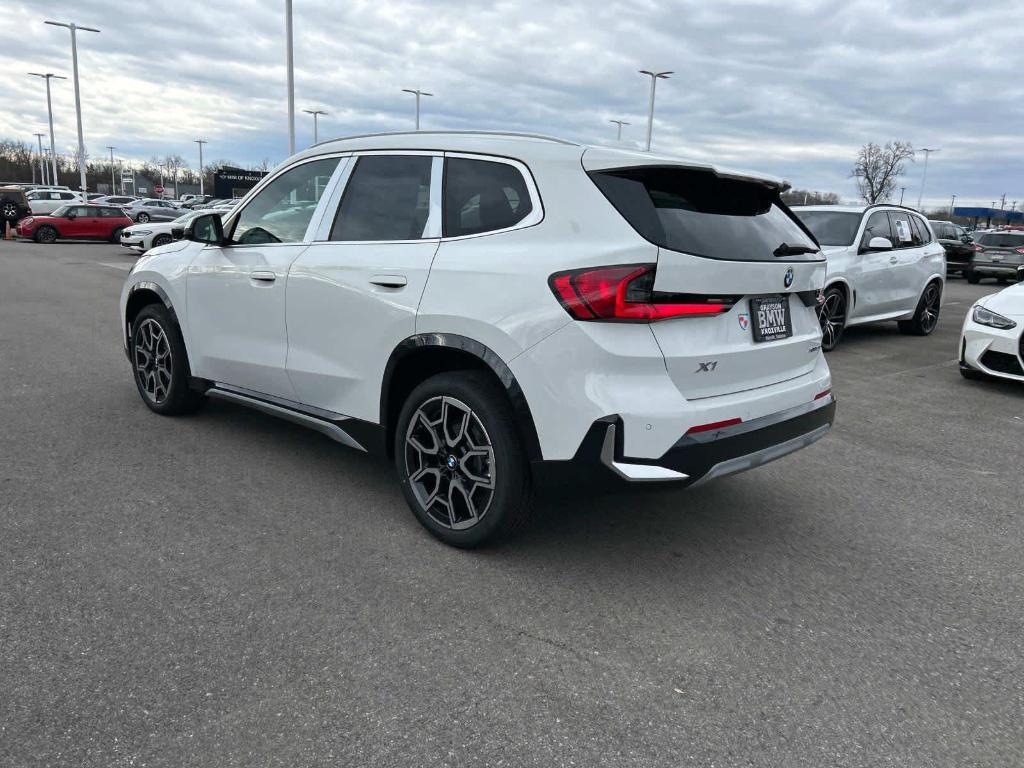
top-left (199, 382), bottom-right (387, 456)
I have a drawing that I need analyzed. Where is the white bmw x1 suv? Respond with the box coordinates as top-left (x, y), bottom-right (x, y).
top-left (793, 205), bottom-right (947, 351)
top-left (121, 131), bottom-right (835, 547)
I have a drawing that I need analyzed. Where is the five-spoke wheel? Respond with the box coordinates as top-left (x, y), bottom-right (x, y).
top-left (133, 318), bottom-right (173, 405)
top-left (817, 285), bottom-right (846, 352)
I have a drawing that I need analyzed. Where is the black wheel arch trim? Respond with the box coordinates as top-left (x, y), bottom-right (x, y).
top-left (124, 281), bottom-right (179, 357)
top-left (381, 333), bottom-right (544, 462)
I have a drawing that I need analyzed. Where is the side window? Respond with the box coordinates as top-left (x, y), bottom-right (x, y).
top-left (443, 157), bottom-right (533, 237)
top-left (912, 216), bottom-right (931, 244)
top-left (231, 156), bottom-right (340, 245)
top-left (330, 155), bottom-right (433, 241)
top-left (907, 215), bottom-right (925, 246)
top-left (888, 212), bottom-right (914, 248)
top-left (68, 205), bottom-right (89, 217)
top-left (860, 211), bottom-right (893, 250)
top-left (85, 206), bottom-right (102, 217)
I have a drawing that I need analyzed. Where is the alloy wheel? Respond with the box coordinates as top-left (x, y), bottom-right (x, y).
top-left (404, 395), bottom-right (496, 530)
top-left (133, 318), bottom-right (173, 404)
top-left (818, 290), bottom-right (845, 350)
top-left (1, 202), bottom-right (16, 219)
top-left (920, 284), bottom-right (940, 333)
top-left (137, 213), bottom-right (150, 223)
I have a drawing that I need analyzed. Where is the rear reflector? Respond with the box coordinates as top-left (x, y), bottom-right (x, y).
top-left (684, 417), bottom-right (742, 435)
top-left (814, 389), bottom-right (832, 400)
top-left (548, 264), bottom-right (731, 322)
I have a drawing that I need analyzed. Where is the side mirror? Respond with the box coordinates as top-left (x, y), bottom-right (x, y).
top-left (186, 213), bottom-right (224, 245)
top-left (865, 236), bottom-right (893, 252)
top-left (171, 226), bottom-right (185, 240)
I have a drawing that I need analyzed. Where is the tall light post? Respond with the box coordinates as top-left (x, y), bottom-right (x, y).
top-left (949, 194), bottom-right (956, 218)
top-left (33, 133), bottom-right (46, 184)
top-left (194, 139), bottom-right (207, 195)
top-left (28, 72), bottom-right (67, 184)
top-left (899, 187), bottom-right (906, 205)
top-left (401, 89), bottom-right (433, 130)
top-left (302, 109), bottom-right (327, 144)
top-left (285, 0), bottom-right (295, 155)
top-left (45, 21), bottom-right (99, 194)
top-left (105, 145), bottom-right (116, 193)
top-left (609, 119), bottom-right (631, 141)
top-left (638, 70), bottom-right (672, 151)
top-left (915, 147), bottom-right (939, 211)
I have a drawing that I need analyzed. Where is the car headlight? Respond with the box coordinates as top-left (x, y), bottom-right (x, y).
top-left (973, 305), bottom-right (1017, 330)
top-left (132, 230), bottom-right (152, 235)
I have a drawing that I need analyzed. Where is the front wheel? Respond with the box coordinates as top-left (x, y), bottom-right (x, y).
top-left (109, 226), bottom-right (124, 243)
top-left (817, 285), bottom-right (847, 352)
top-left (33, 225), bottom-right (57, 244)
top-left (395, 371), bottom-right (533, 548)
top-left (898, 281), bottom-right (942, 336)
top-left (151, 233), bottom-right (172, 248)
top-left (966, 271), bottom-right (981, 285)
top-left (130, 304), bottom-right (205, 415)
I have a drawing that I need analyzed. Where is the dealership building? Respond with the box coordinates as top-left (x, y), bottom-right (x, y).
top-left (953, 206), bottom-right (1023, 228)
top-left (213, 167), bottom-right (268, 199)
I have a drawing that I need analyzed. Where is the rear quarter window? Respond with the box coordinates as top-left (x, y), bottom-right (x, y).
top-left (443, 157), bottom-right (533, 237)
top-left (589, 166), bottom-right (820, 262)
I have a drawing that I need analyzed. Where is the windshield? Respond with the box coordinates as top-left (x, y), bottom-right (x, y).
top-left (590, 167), bottom-right (820, 262)
top-left (793, 210), bottom-right (862, 246)
top-left (978, 233), bottom-right (1024, 248)
top-left (50, 205), bottom-right (71, 217)
top-left (172, 211), bottom-right (201, 225)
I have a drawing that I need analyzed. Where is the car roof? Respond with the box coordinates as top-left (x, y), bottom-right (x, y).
top-left (294, 130), bottom-right (784, 187)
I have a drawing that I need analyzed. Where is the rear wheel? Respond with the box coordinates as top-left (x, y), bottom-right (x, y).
top-left (130, 304), bottom-right (204, 415)
top-left (966, 270), bottom-right (981, 285)
top-left (136, 212), bottom-right (150, 223)
top-left (152, 233), bottom-right (172, 248)
top-left (817, 285), bottom-right (847, 352)
top-left (394, 371), bottom-right (533, 548)
top-left (109, 227), bottom-right (124, 243)
top-left (33, 225), bottom-right (57, 244)
top-left (898, 281), bottom-right (942, 336)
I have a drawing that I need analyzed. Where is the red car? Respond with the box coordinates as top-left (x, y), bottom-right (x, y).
top-left (16, 203), bottom-right (133, 244)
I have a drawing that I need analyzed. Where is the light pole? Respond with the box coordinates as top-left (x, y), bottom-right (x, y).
top-left (638, 70), bottom-right (672, 151)
top-left (609, 119), bottom-right (631, 141)
top-left (105, 145), bottom-right (116, 194)
top-left (899, 187), bottom-right (906, 205)
top-left (915, 147), bottom-right (939, 211)
top-left (45, 21), bottom-right (99, 194)
top-left (28, 72), bottom-right (67, 184)
top-left (285, 0), bottom-right (295, 155)
top-left (401, 89), bottom-right (433, 130)
top-left (949, 194), bottom-right (956, 218)
top-left (33, 133), bottom-right (46, 184)
top-left (302, 109), bottom-right (327, 144)
top-left (194, 139), bottom-right (207, 195)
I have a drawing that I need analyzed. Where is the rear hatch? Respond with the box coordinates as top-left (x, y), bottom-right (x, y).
top-left (975, 232), bottom-right (1024, 267)
top-left (586, 157), bottom-right (826, 400)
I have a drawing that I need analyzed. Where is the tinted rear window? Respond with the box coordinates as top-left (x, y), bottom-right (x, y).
top-left (978, 233), bottom-right (1024, 248)
top-left (590, 167), bottom-right (820, 261)
top-left (443, 157), bottom-right (533, 237)
top-left (794, 210), bottom-right (862, 246)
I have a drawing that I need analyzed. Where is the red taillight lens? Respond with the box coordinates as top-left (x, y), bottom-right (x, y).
top-left (814, 389), bottom-right (832, 400)
top-left (1014, 247), bottom-right (1024, 255)
top-left (548, 264), bottom-right (729, 322)
top-left (685, 417), bottom-right (742, 435)
top-left (972, 244), bottom-right (985, 252)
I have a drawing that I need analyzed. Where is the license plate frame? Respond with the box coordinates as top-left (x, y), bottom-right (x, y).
top-left (750, 296), bottom-right (793, 343)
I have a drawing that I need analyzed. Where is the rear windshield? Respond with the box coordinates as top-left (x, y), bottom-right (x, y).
top-left (589, 166), bottom-right (820, 262)
top-left (795, 210), bottom-right (862, 246)
top-left (977, 233), bottom-right (1024, 248)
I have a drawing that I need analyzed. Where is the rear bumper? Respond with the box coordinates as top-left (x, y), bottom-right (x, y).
top-left (971, 261), bottom-right (1023, 277)
top-left (534, 395), bottom-right (835, 486)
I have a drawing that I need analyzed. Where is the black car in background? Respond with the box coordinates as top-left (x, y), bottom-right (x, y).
top-left (1, 186), bottom-right (31, 228)
top-left (928, 219), bottom-right (975, 276)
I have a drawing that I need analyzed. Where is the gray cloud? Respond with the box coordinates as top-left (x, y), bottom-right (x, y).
top-left (2, 0), bottom-right (1021, 208)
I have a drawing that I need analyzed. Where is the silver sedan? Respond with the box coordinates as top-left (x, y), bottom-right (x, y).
top-left (123, 198), bottom-right (181, 223)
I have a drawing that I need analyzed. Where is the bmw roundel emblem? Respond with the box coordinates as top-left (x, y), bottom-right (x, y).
top-left (784, 267), bottom-right (794, 288)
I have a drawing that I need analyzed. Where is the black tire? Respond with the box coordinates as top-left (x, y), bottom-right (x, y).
top-left (136, 212), bottom-right (150, 223)
top-left (109, 226), bottom-right (124, 243)
top-left (1, 201), bottom-right (19, 222)
top-left (997, 277), bottom-right (1009, 285)
top-left (966, 271), bottom-right (981, 285)
top-left (151, 233), bottom-right (172, 248)
top-left (817, 284), bottom-right (847, 352)
top-left (33, 225), bottom-right (57, 244)
top-left (394, 370), bottom-right (534, 548)
top-left (898, 281), bottom-right (942, 336)
top-left (129, 303), bottom-right (204, 416)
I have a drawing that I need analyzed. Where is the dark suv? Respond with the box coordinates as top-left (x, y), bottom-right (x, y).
top-left (0, 186), bottom-right (31, 228)
top-left (928, 219), bottom-right (975, 276)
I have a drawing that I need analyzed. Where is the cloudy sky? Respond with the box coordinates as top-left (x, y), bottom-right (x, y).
top-left (2, 0), bottom-right (1021, 208)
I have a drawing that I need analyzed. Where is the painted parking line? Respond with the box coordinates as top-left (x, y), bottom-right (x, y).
top-left (98, 262), bottom-right (134, 271)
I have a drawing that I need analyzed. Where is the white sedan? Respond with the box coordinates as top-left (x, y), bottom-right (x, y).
top-left (120, 208), bottom-right (230, 252)
top-left (960, 269), bottom-right (1024, 382)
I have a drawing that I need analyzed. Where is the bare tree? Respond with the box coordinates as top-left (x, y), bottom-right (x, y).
top-left (852, 141), bottom-right (914, 204)
top-left (781, 188), bottom-right (841, 207)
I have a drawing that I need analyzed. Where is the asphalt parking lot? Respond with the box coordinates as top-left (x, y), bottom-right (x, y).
top-left (1, 238), bottom-right (1021, 767)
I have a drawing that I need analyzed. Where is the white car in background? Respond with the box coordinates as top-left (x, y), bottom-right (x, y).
top-left (26, 188), bottom-right (84, 215)
top-left (960, 269), bottom-right (1024, 382)
top-left (120, 208), bottom-right (231, 252)
top-left (120, 131), bottom-right (835, 547)
top-left (793, 205), bottom-right (947, 351)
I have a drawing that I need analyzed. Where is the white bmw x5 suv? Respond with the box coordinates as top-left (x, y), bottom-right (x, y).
top-left (793, 205), bottom-right (947, 351)
top-left (121, 131), bottom-right (835, 547)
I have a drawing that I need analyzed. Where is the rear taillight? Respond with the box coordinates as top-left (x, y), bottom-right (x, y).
top-left (548, 264), bottom-right (730, 322)
top-left (1014, 247), bottom-right (1024, 255)
top-left (972, 244), bottom-right (985, 252)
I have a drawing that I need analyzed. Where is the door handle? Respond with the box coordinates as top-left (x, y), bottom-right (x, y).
top-left (369, 274), bottom-right (407, 288)
top-left (251, 270), bottom-right (277, 283)
top-left (889, 256), bottom-right (898, 264)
